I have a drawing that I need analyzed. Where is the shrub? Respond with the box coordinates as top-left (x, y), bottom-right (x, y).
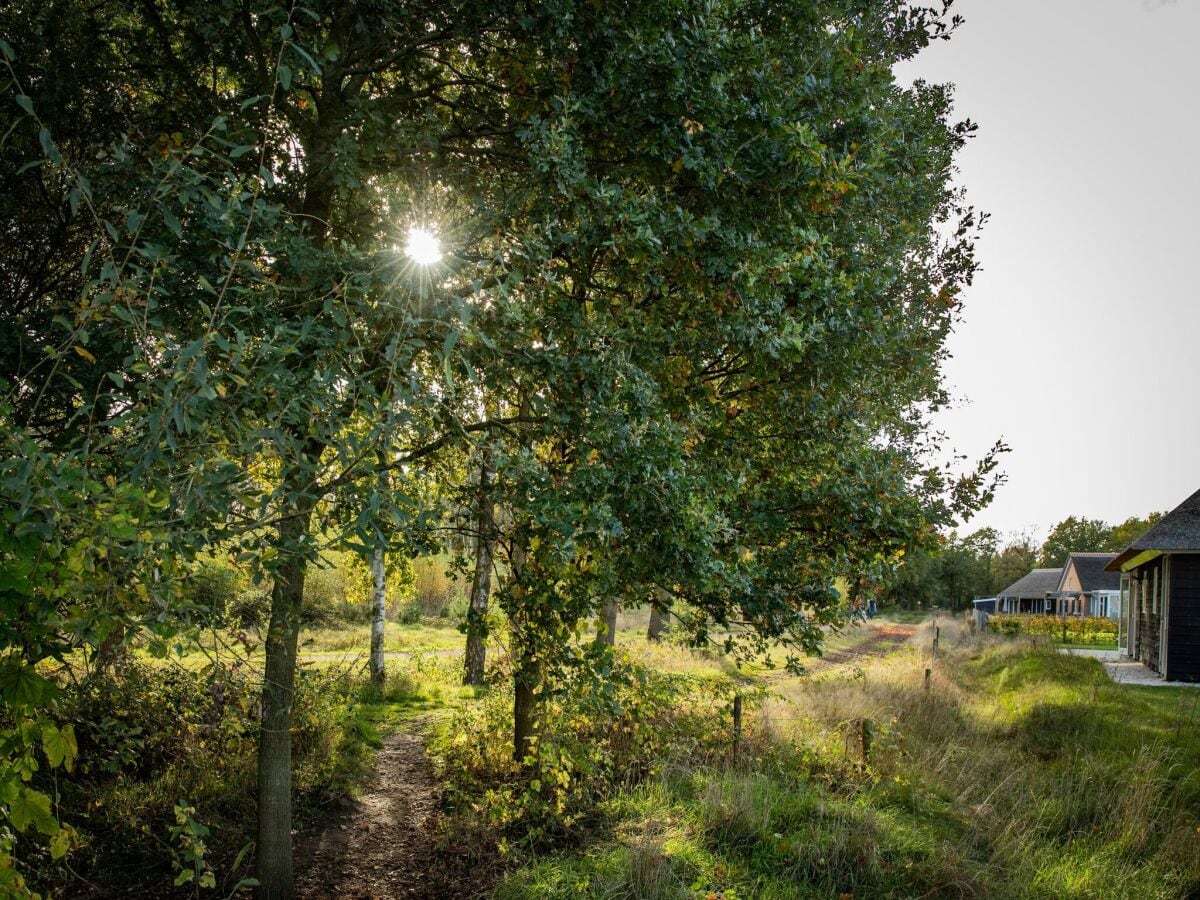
top-left (990, 614), bottom-right (1117, 644)
top-left (430, 650), bottom-right (738, 850)
top-left (27, 656), bottom-right (375, 896)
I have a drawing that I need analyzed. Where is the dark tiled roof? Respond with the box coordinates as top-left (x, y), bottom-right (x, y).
top-left (998, 568), bottom-right (1063, 599)
top-left (1065, 553), bottom-right (1121, 592)
top-left (1108, 488), bottom-right (1200, 570)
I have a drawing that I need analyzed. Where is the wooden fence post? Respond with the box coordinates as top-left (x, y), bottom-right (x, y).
top-left (732, 694), bottom-right (743, 756)
top-left (860, 718), bottom-right (873, 766)
top-left (932, 625), bottom-right (940, 658)
top-left (924, 667), bottom-right (932, 691)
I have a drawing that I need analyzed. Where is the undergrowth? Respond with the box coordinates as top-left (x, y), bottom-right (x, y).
top-left (23, 651), bottom-right (455, 897)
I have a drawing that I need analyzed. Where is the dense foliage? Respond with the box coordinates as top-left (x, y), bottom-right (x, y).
top-left (1, 0), bottom-right (1004, 895)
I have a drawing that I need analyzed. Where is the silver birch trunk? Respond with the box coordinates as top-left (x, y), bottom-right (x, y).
top-left (369, 545), bottom-right (387, 688)
top-left (464, 449), bottom-right (494, 685)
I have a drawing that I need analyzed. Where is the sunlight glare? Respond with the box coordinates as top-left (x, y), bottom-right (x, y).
top-left (404, 226), bottom-right (442, 265)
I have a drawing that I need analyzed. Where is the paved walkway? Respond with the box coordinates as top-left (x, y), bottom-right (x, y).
top-left (1060, 648), bottom-right (1200, 687)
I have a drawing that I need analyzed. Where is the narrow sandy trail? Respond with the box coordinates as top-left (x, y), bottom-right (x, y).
top-left (809, 623), bottom-right (917, 670)
top-left (294, 724), bottom-right (480, 899)
top-left (753, 622), bottom-right (917, 683)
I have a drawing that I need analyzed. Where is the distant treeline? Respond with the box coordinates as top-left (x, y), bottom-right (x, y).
top-left (884, 513), bottom-right (1163, 611)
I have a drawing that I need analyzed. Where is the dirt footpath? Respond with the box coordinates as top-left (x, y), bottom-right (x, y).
top-left (811, 623), bottom-right (917, 670)
top-left (295, 726), bottom-right (480, 899)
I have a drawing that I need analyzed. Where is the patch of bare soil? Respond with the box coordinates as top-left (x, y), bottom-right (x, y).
top-left (295, 725), bottom-right (489, 900)
top-left (808, 624), bottom-right (917, 671)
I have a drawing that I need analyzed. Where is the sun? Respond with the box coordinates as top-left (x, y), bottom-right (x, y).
top-left (403, 226), bottom-right (442, 266)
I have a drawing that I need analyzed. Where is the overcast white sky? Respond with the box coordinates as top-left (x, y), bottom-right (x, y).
top-left (899, 0), bottom-right (1200, 540)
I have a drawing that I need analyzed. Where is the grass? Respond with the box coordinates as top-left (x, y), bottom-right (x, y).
top-left (52, 611), bottom-right (1200, 897)
top-left (878, 607), bottom-right (935, 625)
top-left (302, 619), bottom-right (465, 655)
top-left (476, 620), bottom-right (1200, 899)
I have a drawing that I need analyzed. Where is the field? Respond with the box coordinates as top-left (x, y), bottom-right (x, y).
top-left (26, 611), bottom-right (1200, 898)
top-left (471, 618), bottom-right (1200, 899)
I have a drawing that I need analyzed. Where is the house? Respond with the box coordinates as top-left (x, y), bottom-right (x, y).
top-left (1049, 552), bottom-right (1121, 618)
top-left (973, 597), bottom-right (998, 613)
top-left (1106, 488), bottom-right (1200, 681)
top-left (996, 568), bottom-right (1062, 614)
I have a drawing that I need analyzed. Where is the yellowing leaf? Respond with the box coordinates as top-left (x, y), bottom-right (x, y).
top-left (50, 824), bottom-right (74, 859)
top-left (73, 345), bottom-right (96, 363)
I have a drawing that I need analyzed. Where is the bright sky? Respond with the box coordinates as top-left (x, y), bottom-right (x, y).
top-left (900, 0), bottom-right (1200, 540)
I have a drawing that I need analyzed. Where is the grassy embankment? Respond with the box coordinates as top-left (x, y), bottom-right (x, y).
top-left (450, 618), bottom-right (1200, 899)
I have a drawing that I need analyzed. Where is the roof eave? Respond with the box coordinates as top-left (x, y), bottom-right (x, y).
top-left (1107, 549), bottom-right (1161, 573)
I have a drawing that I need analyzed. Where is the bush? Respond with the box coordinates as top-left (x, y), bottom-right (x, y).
top-left (396, 598), bottom-right (424, 625)
top-left (27, 656), bottom-right (375, 896)
top-left (411, 556), bottom-right (471, 618)
top-left (990, 614), bottom-right (1117, 644)
top-left (430, 650), bottom-right (738, 850)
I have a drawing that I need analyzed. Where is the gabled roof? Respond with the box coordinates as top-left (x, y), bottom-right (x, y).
top-left (1108, 488), bottom-right (1200, 571)
top-left (997, 568), bottom-right (1063, 599)
top-left (1062, 552), bottom-right (1121, 593)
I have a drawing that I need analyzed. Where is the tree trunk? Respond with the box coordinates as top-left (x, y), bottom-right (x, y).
top-left (513, 646), bottom-right (540, 764)
top-left (93, 624), bottom-right (128, 673)
top-left (369, 545), bottom-right (387, 688)
top-left (507, 535), bottom-right (540, 763)
top-left (647, 605), bottom-right (667, 642)
top-left (596, 597), bottom-right (618, 647)
top-left (464, 449), bottom-right (494, 686)
top-left (256, 500), bottom-right (315, 900)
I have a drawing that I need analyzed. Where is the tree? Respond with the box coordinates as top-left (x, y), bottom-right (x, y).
top-left (462, 448), bottom-right (495, 687)
top-left (442, 0), bottom-right (999, 760)
top-left (1109, 512), bottom-right (1165, 551)
top-left (0, 2), bottom-right (522, 893)
top-left (1038, 517), bottom-right (1114, 568)
top-left (992, 532), bottom-right (1040, 594)
top-left (2, 0), bottom-right (999, 892)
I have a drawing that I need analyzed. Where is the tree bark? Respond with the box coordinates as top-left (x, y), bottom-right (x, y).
top-left (369, 545), bottom-right (387, 688)
top-left (256, 499), bottom-right (315, 900)
top-left (463, 449), bottom-right (494, 686)
top-left (596, 597), bottom-right (618, 647)
top-left (513, 645), bottom-right (540, 764)
top-left (507, 535), bottom-right (540, 763)
top-left (647, 604), bottom-right (667, 642)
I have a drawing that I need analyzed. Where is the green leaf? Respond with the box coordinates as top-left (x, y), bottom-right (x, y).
top-left (42, 723), bottom-right (78, 772)
top-left (15, 94), bottom-right (33, 115)
top-left (0, 661), bottom-right (51, 709)
top-left (38, 127), bottom-right (60, 164)
top-left (174, 868), bottom-right (195, 887)
top-left (288, 42), bottom-right (321, 76)
top-left (9, 787), bottom-right (55, 834)
top-left (50, 825), bottom-right (73, 859)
